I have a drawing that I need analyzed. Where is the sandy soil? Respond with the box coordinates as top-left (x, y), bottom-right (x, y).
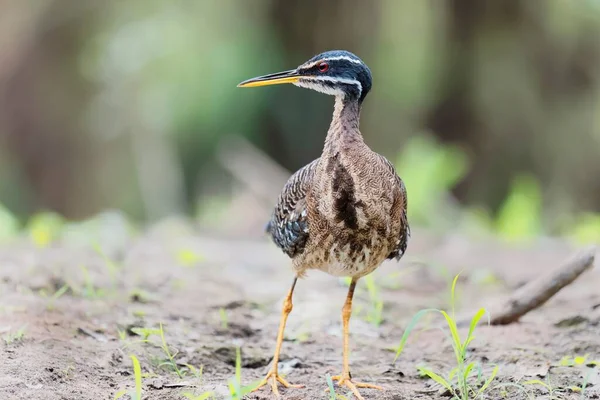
top-left (0, 220), bottom-right (599, 400)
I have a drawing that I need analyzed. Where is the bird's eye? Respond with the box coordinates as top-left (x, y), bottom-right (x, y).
top-left (318, 62), bottom-right (329, 73)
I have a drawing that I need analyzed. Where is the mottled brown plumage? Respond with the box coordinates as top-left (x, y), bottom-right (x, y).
top-left (239, 50), bottom-right (409, 399)
top-left (268, 97), bottom-right (409, 279)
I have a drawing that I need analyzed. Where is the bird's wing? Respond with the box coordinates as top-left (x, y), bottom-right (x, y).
top-left (378, 155), bottom-right (410, 260)
top-left (266, 158), bottom-right (320, 258)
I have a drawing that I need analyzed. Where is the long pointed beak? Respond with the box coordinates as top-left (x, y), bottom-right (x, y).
top-left (237, 69), bottom-right (300, 88)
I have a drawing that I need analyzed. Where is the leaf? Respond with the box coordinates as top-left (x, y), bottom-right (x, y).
top-left (523, 379), bottom-right (549, 390)
top-left (478, 365), bottom-right (499, 395)
top-left (394, 308), bottom-right (438, 361)
top-left (130, 355), bottom-right (143, 400)
top-left (574, 355), bottom-right (588, 365)
top-left (417, 366), bottom-right (453, 393)
top-left (113, 389), bottom-right (129, 400)
top-left (465, 308), bottom-right (488, 349)
top-left (450, 273), bottom-right (460, 317)
top-left (439, 310), bottom-right (462, 364)
top-left (326, 375), bottom-right (337, 400)
top-left (448, 367), bottom-right (458, 382)
top-left (235, 346), bottom-right (242, 385)
top-left (463, 362), bottom-right (476, 381)
top-left (559, 356), bottom-right (572, 366)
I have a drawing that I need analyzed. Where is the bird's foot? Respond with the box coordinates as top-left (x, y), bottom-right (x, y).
top-left (253, 369), bottom-right (303, 397)
top-left (325, 374), bottom-right (383, 400)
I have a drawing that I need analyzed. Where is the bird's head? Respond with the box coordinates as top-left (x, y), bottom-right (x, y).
top-left (238, 50), bottom-right (372, 103)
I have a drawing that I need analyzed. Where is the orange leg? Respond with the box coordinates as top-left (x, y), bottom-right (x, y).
top-left (253, 277), bottom-right (303, 396)
top-left (327, 278), bottom-right (383, 400)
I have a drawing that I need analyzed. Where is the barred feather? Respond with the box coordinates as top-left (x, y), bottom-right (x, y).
top-left (266, 159), bottom-right (319, 257)
top-left (377, 155), bottom-right (410, 260)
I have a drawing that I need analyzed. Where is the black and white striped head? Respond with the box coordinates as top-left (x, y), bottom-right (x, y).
top-left (238, 50), bottom-right (372, 103)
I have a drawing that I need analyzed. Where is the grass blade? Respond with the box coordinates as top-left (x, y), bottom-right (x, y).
top-left (394, 308), bottom-right (437, 362)
top-left (417, 366), bottom-right (453, 393)
top-left (477, 365), bottom-right (498, 395)
top-left (235, 347), bottom-right (242, 384)
top-left (463, 361), bottom-right (476, 382)
top-left (450, 273), bottom-right (460, 317)
top-left (439, 310), bottom-right (462, 363)
top-left (113, 390), bottom-right (128, 400)
top-left (523, 379), bottom-right (549, 390)
top-left (326, 374), bottom-right (336, 400)
top-left (130, 355), bottom-right (142, 400)
top-left (465, 308), bottom-right (488, 348)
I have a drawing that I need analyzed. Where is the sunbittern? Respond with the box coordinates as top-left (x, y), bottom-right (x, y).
top-left (238, 50), bottom-right (409, 399)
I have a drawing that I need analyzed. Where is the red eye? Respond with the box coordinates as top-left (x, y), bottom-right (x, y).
top-left (318, 62), bottom-right (329, 72)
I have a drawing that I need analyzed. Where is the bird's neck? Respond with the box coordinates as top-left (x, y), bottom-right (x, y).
top-left (323, 97), bottom-right (363, 155)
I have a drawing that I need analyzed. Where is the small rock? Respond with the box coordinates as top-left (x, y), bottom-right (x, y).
top-left (279, 358), bottom-right (303, 375)
top-left (149, 379), bottom-right (164, 389)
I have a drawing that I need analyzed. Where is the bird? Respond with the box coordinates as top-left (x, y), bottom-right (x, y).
top-left (238, 50), bottom-right (409, 399)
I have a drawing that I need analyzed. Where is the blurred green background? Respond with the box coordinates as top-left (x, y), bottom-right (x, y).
top-left (1, 0), bottom-right (599, 244)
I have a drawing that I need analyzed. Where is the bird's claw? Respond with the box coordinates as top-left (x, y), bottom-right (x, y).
top-left (253, 369), bottom-right (303, 396)
top-left (324, 375), bottom-right (383, 400)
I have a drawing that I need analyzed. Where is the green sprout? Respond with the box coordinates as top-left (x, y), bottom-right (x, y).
top-left (182, 392), bottom-right (214, 400)
top-left (39, 283), bottom-right (70, 310)
top-left (3, 326), bottom-right (26, 345)
top-left (114, 355), bottom-right (143, 400)
top-left (395, 274), bottom-right (498, 399)
top-left (364, 275), bottom-right (384, 326)
top-left (227, 347), bottom-right (260, 399)
top-left (219, 308), bottom-right (229, 329)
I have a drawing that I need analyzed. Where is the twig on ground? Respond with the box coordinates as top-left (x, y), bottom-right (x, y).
top-left (456, 246), bottom-right (597, 327)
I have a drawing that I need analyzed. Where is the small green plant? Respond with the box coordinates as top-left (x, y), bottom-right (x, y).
top-left (556, 354), bottom-right (598, 398)
top-left (40, 283), bottom-right (70, 310)
top-left (326, 374), bottom-right (337, 400)
top-left (182, 392), bottom-right (214, 400)
top-left (576, 369), bottom-right (593, 399)
top-left (395, 274), bottom-right (498, 399)
top-left (129, 327), bottom-right (162, 341)
top-left (219, 308), bottom-right (229, 329)
top-left (93, 243), bottom-right (120, 289)
top-left (522, 377), bottom-right (559, 399)
top-left (364, 275), bottom-right (384, 326)
top-left (79, 265), bottom-right (105, 298)
top-left (175, 248), bottom-right (204, 267)
top-left (558, 354), bottom-right (599, 367)
top-left (155, 323), bottom-right (184, 378)
top-left (114, 355), bottom-right (143, 400)
top-left (184, 363), bottom-right (204, 382)
top-left (117, 327), bottom-right (127, 341)
top-left (227, 347), bottom-right (260, 399)
top-left (126, 323), bottom-right (185, 377)
top-left (3, 326), bottom-right (26, 345)
top-left (325, 374), bottom-right (349, 400)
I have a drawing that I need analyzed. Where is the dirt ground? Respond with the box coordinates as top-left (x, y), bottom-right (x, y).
top-left (0, 218), bottom-right (599, 400)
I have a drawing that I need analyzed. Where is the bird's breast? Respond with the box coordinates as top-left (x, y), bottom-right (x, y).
top-left (293, 147), bottom-right (404, 277)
